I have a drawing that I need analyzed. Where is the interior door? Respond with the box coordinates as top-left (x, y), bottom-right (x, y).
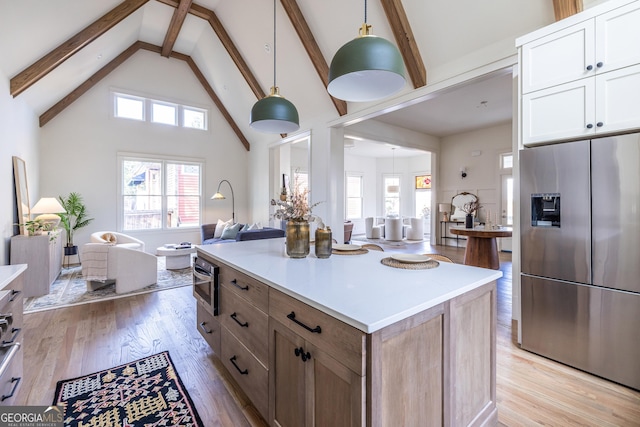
top-left (500, 174), bottom-right (513, 252)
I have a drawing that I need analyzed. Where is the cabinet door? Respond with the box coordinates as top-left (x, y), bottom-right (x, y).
top-left (521, 20), bottom-right (595, 94)
top-left (306, 341), bottom-right (364, 427)
top-left (271, 320), bottom-right (306, 427)
top-left (595, 2), bottom-right (640, 74)
top-left (595, 63), bottom-right (640, 135)
top-left (522, 78), bottom-right (595, 146)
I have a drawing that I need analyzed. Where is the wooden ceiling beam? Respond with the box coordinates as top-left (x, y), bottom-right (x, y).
top-left (552, 0), bottom-right (584, 21)
top-left (10, 0), bottom-right (149, 97)
top-left (280, 0), bottom-right (347, 116)
top-left (161, 0), bottom-right (193, 57)
top-left (40, 41), bottom-right (250, 151)
top-left (380, 0), bottom-right (426, 89)
top-left (156, 0), bottom-right (266, 100)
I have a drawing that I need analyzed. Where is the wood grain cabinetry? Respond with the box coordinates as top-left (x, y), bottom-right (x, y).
top-left (10, 230), bottom-right (64, 297)
top-left (0, 266), bottom-right (25, 406)
top-left (519, 1), bottom-right (640, 145)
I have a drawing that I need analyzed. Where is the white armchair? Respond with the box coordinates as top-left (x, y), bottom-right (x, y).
top-left (82, 232), bottom-right (157, 294)
top-left (365, 217), bottom-right (382, 239)
top-left (385, 218), bottom-right (403, 241)
top-left (406, 217), bottom-right (425, 240)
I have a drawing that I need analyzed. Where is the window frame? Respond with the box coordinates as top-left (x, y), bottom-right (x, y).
top-left (183, 106), bottom-right (208, 130)
top-left (114, 92), bottom-right (145, 121)
top-left (150, 100), bottom-right (178, 126)
top-left (383, 174), bottom-right (401, 217)
top-left (118, 153), bottom-right (204, 233)
top-left (345, 172), bottom-right (364, 220)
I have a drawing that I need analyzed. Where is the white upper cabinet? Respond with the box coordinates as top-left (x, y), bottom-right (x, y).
top-left (518, 0), bottom-right (640, 145)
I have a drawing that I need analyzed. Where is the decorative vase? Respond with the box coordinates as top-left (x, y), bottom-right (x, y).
top-left (286, 220), bottom-right (310, 258)
top-left (465, 214), bottom-right (473, 229)
top-left (315, 227), bottom-right (332, 259)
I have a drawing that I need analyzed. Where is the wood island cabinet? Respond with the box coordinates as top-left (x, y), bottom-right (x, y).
top-left (0, 265), bottom-right (26, 406)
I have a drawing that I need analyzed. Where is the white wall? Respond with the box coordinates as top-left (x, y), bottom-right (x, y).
top-left (0, 67), bottom-right (40, 265)
top-left (38, 50), bottom-right (249, 252)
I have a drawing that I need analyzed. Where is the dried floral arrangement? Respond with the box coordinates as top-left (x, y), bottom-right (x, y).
top-left (461, 200), bottom-right (483, 216)
top-left (271, 176), bottom-right (322, 222)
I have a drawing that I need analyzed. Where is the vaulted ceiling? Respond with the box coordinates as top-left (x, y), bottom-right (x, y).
top-left (1, 0), bottom-right (581, 152)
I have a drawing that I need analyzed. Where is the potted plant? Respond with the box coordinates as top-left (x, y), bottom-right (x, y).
top-left (57, 192), bottom-right (94, 256)
top-left (17, 218), bottom-right (53, 236)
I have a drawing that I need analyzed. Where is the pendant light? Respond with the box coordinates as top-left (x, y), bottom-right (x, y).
top-left (250, 0), bottom-right (299, 133)
top-left (387, 148), bottom-right (400, 193)
top-left (328, 0), bottom-right (406, 102)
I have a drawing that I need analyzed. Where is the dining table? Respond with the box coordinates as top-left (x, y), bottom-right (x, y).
top-left (450, 226), bottom-right (513, 270)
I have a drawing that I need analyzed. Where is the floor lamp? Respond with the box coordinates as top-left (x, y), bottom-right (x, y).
top-left (212, 180), bottom-right (235, 224)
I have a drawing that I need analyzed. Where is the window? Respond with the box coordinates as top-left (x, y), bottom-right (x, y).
top-left (183, 107), bottom-right (207, 130)
top-left (112, 91), bottom-right (208, 130)
top-left (415, 188), bottom-right (431, 219)
top-left (384, 176), bottom-right (400, 216)
top-left (501, 153), bottom-right (513, 169)
top-left (345, 174), bottom-right (363, 219)
top-left (121, 156), bottom-right (201, 231)
top-left (115, 94), bottom-right (144, 121)
top-left (151, 101), bottom-right (177, 126)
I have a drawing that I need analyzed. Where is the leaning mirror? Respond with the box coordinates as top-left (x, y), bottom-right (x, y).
top-left (13, 156), bottom-right (30, 235)
top-left (450, 192), bottom-right (478, 220)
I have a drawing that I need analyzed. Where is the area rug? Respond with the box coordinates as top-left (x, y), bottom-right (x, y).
top-left (24, 257), bottom-right (192, 314)
top-left (53, 351), bottom-right (204, 427)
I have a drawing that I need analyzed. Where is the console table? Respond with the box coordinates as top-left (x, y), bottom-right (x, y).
top-left (439, 220), bottom-right (465, 246)
top-left (10, 230), bottom-right (64, 297)
top-left (450, 227), bottom-right (513, 270)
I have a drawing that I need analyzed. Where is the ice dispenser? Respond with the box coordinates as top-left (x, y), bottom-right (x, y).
top-left (531, 193), bottom-right (560, 227)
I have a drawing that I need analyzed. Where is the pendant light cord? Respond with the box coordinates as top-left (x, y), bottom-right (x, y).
top-left (364, 0), bottom-right (368, 23)
top-left (273, 0), bottom-right (277, 88)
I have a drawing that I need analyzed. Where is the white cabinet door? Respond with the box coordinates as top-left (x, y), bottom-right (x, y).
top-left (522, 78), bottom-right (595, 146)
top-left (595, 64), bottom-right (640, 135)
top-left (521, 20), bottom-right (595, 94)
top-left (595, 2), bottom-right (640, 74)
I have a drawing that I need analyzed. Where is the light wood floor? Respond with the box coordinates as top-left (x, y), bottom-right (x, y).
top-left (17, 241), bottom-right (640, 426)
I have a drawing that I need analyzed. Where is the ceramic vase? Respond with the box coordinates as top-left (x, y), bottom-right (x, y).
top-left (465, 214), bottom-right (473, 229)
top-left (286, 220), bottom-right (310, 258)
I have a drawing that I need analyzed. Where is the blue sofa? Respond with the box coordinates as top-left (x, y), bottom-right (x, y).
top-left (201, 223), bottom-right (285, 245)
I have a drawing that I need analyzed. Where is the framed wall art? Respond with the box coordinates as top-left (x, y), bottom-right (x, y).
top-left (415, 174), bottom-right (432, 189)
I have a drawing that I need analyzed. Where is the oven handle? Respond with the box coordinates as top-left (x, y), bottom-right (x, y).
top-left (0, 342), bottom-right (20, 379)
top-left (193, 268), bottom-right (212, 283)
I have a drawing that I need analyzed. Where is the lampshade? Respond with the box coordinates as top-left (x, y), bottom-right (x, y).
top-left (250, 0), bottom-right (299, 134)
top-left (32, 197), bottom-right (65, 227)
top-left (212, 179), bottom-right (235, 224)
top-left (211, 192), bottom-right (225, 200)
top-left (250, 87), bottom-right (299, 133)
top-left (439, 203), bottom-right (451, 213)
top-left (328, 23), bottom-right (405, 102)
top-left (387, 185), bottom-right (400, 193)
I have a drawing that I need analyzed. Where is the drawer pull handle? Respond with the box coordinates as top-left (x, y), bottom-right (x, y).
top-left (230, 356), bottom-right (248, 375)
top-left (287, 312), bottom-right (321, 334)
top-left (2, 328), bottom-right (21, 346)
top-left (230, 279), bottom-right (249, 291)
top-left (586, 123), bottom-right (593, 129)
top-left (596, 62), bottom-right (603, 68)
top-left (230, 312), bottom-right (249, 328)
top-left (596, 122), bottom-right (603, 127)
top-left (294, 347), bottom-right (311, 362)
top-left (199, 322), bottom-right (212, 334)
top-left (8, 290), bottom-right (21, 303)
top-left (1, 377), bottom-right (20, 402)
top-left (586, 64), bottom-right (593, 71)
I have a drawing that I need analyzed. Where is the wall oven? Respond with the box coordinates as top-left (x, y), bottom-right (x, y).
top-left (193, 256), bottom-right (219, 316)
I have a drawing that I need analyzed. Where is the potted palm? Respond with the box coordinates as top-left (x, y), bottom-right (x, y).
top-left (58, 192), bottom-right (94, 256)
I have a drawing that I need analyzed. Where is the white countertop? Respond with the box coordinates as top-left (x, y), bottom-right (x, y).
top-left (197, 238), bottom-right (502, 333)
top-left (0, 264), bottom-right (27, 290)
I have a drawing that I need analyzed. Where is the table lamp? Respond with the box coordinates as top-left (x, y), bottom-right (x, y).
top-left (439, 203), bottom-right (451, 222)
top-left (31, 197), bottom-right (65, 228)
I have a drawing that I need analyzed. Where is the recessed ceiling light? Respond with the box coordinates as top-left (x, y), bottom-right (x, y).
top-left (477, 100), bottom-right (488, 108)
top-left (97, 54), bottom-right (102, 60)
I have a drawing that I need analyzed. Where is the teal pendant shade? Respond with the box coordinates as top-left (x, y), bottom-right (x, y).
top-left (328, 34), bottom-right (406, 102)
top-left (250, 87), bottom-right (300, 134)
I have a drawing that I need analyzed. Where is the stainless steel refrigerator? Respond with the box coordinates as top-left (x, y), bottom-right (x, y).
top-left (520, 133), bottom-right (640, 391)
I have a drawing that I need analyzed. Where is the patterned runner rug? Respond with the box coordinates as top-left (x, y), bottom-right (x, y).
top-left (24, 256), bottom-right (192, 313)
top-left (53, 352), bottom-right (203, 427)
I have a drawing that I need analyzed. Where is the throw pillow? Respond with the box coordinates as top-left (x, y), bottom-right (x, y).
top-left (241, 223), bottom-right (250, 232)
top-left (221, 222), bottom-right (243, 240)
top-left (101, 233), bottom-right (117, 244)
top-left (247, 223), bottom-right (256, 230)
top-left (255, 221), bottom-right (263, 229)
top-left (213, 219), bottom-right (233, 238)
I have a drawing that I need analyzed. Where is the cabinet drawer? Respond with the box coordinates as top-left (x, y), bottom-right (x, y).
top-left (221, 328), bottom-right (268, 420)
top-left (220, 289), bottom-right (268, 366)
top-left (218, 264), bottom-right (268, 312)
top-left (269, 289), bottom-right (366, 375)
top-left (0, 344), bottom-right (22, 406)
top-left (196, 302), bottom-right (221, 355)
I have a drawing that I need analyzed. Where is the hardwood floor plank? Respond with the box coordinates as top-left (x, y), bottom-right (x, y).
top-left (16, 240), bottom-right (640, 426)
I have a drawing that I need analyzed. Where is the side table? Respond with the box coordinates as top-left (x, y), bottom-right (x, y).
top-left (156, 246), bottom-right (196, 270)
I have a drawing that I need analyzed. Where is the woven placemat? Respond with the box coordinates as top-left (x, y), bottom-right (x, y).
top-left (381, 257), bottom-right (440, 270)
top-left (332, 248), bottom-right (369, 255)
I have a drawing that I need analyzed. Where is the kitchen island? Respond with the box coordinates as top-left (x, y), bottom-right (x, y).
top-left (196, 238), bottom-right (502, 426)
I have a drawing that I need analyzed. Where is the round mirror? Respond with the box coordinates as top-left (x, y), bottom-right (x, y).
top-left (450, 192), bottom-right (478, 220)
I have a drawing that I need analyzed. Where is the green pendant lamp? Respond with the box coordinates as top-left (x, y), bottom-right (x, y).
top-left (328, 0), bottom-right (406, 102)
top-left (250, 0), bottom-right (299, 133)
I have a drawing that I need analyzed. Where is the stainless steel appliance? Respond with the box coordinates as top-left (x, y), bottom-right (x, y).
top-left (193, 256), bottom-right (219, 316)
top-left (520, 133), bottom-right (640, 391)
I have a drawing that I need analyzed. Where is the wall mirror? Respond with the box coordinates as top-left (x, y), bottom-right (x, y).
top-left (450, 192), bottom-right (478, 220)
top-left (13, 156), bottom-right (30, 235)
